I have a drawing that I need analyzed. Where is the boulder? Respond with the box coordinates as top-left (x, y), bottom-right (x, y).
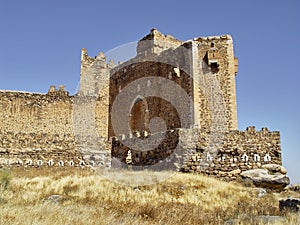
top-left (289, 184), bottom-right (300, 192)
top-left (240, 169), bottom-right (290, 191)
top-left (279, 198), bottom-right (300, 213)
top-left (44, 194), bottom-right (68, 203)
top-left (256, 188), bottom-right (267, 198)
top-left (262, 164), bottom-right (287, 175)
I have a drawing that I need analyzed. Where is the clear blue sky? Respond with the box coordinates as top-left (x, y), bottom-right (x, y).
top-left (0, 0), bottom-right (299, 183)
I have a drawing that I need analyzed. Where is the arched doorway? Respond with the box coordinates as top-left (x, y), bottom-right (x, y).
top-left (129, 97), bottom-right (149, 134)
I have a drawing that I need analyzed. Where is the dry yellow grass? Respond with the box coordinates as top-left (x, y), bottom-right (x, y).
top-left (0, 168), bottom-right (299, 225)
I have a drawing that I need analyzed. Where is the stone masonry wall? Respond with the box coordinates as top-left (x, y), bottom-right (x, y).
top-left (194, 35), bottom-right (238, 132)
top-left (0, 131), bottom-right (82, 167)
top-left (107, 30), bottom-right (240, 166)
top-left (0, 87), bottom-right (111, 168)
top-left (0, 88), bottom-right (73, 135)
top-left (108, 61), bottom-right (194, 137)
top-left (111, 128), bottom-right (198, 170)
top-left (0, 88), bottom-right (82, 167)
top-left (110, 125), bottom-right (282, 179)
top-left (182, 126), bottom-right (282, 180)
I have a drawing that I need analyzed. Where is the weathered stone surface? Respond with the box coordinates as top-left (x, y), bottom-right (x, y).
top-left (229, 169), bottom-right (241, 175)
top-left (240, 169), bottom-right (290, 190)
top-left (182, 127), bottom-right (282, 179)
top-left (262, 164), bottom-right (287, 175)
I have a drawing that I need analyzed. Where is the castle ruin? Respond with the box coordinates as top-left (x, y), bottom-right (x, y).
top-left (0, 29), bottom-right (282, 179)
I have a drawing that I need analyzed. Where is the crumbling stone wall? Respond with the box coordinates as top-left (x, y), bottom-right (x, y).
top-left (0, 87), bottom-right (111, 168)
top-left (108, 30), bottom-right (240, 167)
top-left (111, 128), bottom-right (198, 169)
top-left (137, 28), bottom-right (182, 55)
top-left (0, 131), bottom-right (82, 167)
top-left (0, 88), bottom-right (73, 135)
top-left (110, 126), bottom-right (282, 179)
top-left (108, 61), bottom-right (194, 137)
top-left (0, 88), bottom-right (81, 167)
top-left (182, 126), bottom-right (282, 180)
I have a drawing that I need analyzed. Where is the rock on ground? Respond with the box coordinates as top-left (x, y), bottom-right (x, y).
top-left (262, 164), bottom-right (287, 175)
top-left (240, 167), bottom-right (290, 191)
top-left (279, 198), bottom-right (300, 213)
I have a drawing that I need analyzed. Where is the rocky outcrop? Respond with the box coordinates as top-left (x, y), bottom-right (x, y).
top-left (240, 165), bottom-right (290, 190)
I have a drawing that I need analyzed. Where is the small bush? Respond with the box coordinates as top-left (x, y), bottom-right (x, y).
top-left (0, 169), bottom-right (12, 190)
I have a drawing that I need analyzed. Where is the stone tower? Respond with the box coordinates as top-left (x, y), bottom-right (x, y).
top-left (132, 29), bottom-right (239, 132)
top-left (74, 49), bottom-right (113, 167)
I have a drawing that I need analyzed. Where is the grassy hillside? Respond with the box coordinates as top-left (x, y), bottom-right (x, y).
top-left (0, 168), bottom-right (299, 225)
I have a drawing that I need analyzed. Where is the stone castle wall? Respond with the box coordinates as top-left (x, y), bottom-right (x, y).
top-left (0, 87), bottom-right (111, 168)
top-left (0, 89), bottom-right (81, 167)
top-left (0, 131), bottom-right (82, 167)
top-left (0, 30), bottom-right (283, 179)
top-left (111, 126), bottom-right (281, 179)
top-left (108, 60), bottom-right (194, 137)
top-left (182, 126), bottom-right (281, 179)
top-left (0, 88), bottom-right (73, 135)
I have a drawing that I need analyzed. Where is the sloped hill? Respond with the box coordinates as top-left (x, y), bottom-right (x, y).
top-left (0, 168), bottom-right (299, 224)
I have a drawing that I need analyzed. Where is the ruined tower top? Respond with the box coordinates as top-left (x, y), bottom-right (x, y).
top-left (137, 28), bottom-right (183, 55)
